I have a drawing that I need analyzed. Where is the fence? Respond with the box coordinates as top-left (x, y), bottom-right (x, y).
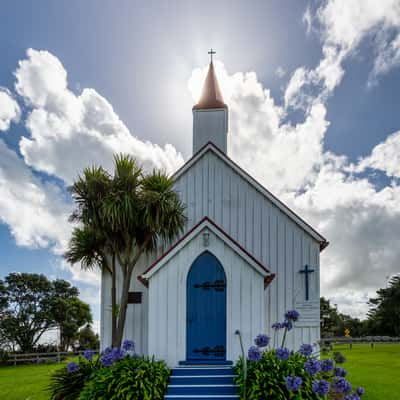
top-left (7, 350), bottom-right (99, 366)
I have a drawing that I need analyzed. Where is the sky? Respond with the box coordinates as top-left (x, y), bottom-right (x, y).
top-left (1, 0), bottom-right (400, 334)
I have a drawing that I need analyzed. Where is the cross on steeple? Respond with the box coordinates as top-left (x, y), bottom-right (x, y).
top-left (299, 264), bottom-right (315, 301)
top-left (208, 48), bottom-right (216, 62)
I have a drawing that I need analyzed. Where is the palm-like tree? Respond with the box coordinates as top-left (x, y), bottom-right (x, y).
top-left (65, 166), bottom-right (119, 346)
top-left (65, 155), bottom-right (186, 347)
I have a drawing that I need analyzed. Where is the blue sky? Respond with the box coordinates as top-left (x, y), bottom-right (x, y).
top-left (1, 0), bottom-right (400, 329)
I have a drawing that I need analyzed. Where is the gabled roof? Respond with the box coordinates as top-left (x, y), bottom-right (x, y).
top-left (193, 62), bottom-right (227, 110)
top-left (173, 142), bottom-right (329, 252)
top-left (139, 217), bottom-right (274, 287)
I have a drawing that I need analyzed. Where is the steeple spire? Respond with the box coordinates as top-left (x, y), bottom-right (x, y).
top-left (192, 50), bottom-right (229, 154)
top-left (193, 52), bottom-right (227, 110)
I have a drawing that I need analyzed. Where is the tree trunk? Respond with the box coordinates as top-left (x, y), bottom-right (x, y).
top-left (115, 265), bottom-right (133, 347)
top-left (114, 240), bottom-right (150, 347)
top-left (111, 253), bottom-right (117, 347)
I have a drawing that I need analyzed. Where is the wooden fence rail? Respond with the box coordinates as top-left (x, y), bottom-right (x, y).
top-left (7, 350), bottom-right (99, 366)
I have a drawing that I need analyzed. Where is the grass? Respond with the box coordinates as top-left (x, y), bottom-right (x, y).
top-left (0, 359), bottom-right (72, 400)
top-left (326, 343), bottom-right (400, 400)
top-left (0, 344), bottom-right (399, 399)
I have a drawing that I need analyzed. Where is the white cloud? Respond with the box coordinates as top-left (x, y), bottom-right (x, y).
top-left (55, 258), bottom-right (100, 287)
top-left (0, 49), bottom-right (184, 256)
top-left (357, 130), bottom-right (400, 177)
top-left (275, 66), bottom-right (286, 78)
top-left (15, 49), bottom-right (184, 184)
top-left (0, 139), bottom-right (71, 252)
top-left (188, 60), bottom-right (400, 319)
top-left (370, 32), bottom-right (400, 83)
top-left (190, 62), bottom-right (328, 194)
top-left (285, 0), bottom-right (400, 111)
top-left (0, 89), bottom-right (20, 131)
top-left (317, 0), bottom-right (400, 52)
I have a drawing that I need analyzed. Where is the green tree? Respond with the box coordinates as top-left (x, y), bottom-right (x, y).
top-left (77, 324), bottom-right (99, 350)
top-left (66, 154), bottom-right (186, 346)
top-left (0, 273), bottom-right (92, 352)
top-left (50, 280), bottom-right (92, 351)
top-left (367, 274), bottom-right (400, 336)
top-left (320, 297), bottom-right (341, 337)
top-left (64, 166), bottom-right (118, 346)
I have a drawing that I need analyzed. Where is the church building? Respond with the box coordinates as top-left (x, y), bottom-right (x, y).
top-left (100, 57), bottom-right (328, 367)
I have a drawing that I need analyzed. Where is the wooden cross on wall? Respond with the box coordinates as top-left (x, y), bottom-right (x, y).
top-left (299, 264), bottom-right (315, 301)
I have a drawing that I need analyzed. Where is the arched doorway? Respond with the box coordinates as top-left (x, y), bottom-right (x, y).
top-left (186, 251), bottom-right (227, 362)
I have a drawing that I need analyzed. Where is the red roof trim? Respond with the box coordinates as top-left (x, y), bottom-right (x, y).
top-left (172, 142), bottom-right (329, 252)
top-left (264, 273), bottom-right (276, 289)
top-left (139, 216), bottom-right (272, 285)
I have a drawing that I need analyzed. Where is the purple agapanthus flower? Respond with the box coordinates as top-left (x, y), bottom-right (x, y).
top-left (67, 361), bottom-right (80, 373)
top-left (254, 334), bottom-right (270, 348)
top-left (276, 347), bottom-right (290, 361)
top-left (312, 379), bottom-right (330, 396)
top-left (111, 347), bottom-right (125, 361)
top-left (334, 367), bottom-right (348, 377)
top-left (248, 346), bottom-right (262, 361)
top-left (100, 347), bottom-right (115, 367)
top-left (345, 395), bottom-right (360, 400)
top-left (285, 309), bottom-right (300, 322)
top-left (282, 320), bottom-right (293, 331)
top-left (321, 358), bottom-right (335, 373)
top-left (299, 343), bottom-right (313, 356)
top-left (356, 387), bottom-right (365, 396)
top-left (100, 352), bottom-right (114, 367)
top-left (272, 322), bottom-right (283, 330)
top-left (285, 375), bottom-right (303, 392)
top-left (332, 377), bottom-right (352, 393)
top-left (122, 339), bottom-right (135, 352)
top-left (304, 359), bottom-right (321, 375)
top-left (83, 350), bottom-right (95, 360)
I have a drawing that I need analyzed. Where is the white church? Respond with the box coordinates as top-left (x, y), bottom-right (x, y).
top-left (100, 57), bottom-right (328, 367)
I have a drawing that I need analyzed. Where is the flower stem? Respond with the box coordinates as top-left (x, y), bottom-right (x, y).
top-left (281, 327), bottom-right (288, 347)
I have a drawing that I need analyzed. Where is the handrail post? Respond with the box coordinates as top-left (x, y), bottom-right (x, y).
top-left (235, 330), bottom-right (247, 400)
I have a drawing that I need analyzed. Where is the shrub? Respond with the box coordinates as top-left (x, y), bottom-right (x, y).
top-left (79, 356), bottom-right (170, 400)
top-left (49, 354), bottom-right (101, 400)
top-left (235, 310), bottom-right (365, 400)
top-left (0, 349), bottom-right (9, 365)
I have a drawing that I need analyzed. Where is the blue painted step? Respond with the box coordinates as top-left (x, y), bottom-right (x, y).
top-left (165, 366), bottom-right (239, 400)
top-left (170, 376), bottom-right (235, 385)
top-left (172, 367), bottom-right (235, 376)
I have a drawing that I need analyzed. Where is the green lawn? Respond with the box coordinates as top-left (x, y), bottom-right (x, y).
top-left (326, 343), bottom-right (400, 400)
top-left (0, 344), bottom-right (399, 400)
top-left (0, 360), bottom-right (71, 400)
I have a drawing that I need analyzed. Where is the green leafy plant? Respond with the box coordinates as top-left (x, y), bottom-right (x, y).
top-left (235, 310), bottom-right (365, 399)
top-left (48, 355), bottom-right (101, 400)
top-left (79, 356), bottom-right (170, 400)
top-left (235, 352), bottom-right (319, 400)
top-left (0, 349), bottom-right (9, 365)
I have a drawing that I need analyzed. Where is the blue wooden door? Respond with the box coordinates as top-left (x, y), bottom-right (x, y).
top-left (187, 251), bottom-right (226, 361)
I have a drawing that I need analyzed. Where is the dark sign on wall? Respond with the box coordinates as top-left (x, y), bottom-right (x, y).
top-left (128, 292), bottom-right (142, 304)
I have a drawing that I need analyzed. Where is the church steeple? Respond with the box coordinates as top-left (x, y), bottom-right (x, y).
top-left (193, 61), bottom-right (227, 110)
top-left (192, 50), bottom-right (228, 154)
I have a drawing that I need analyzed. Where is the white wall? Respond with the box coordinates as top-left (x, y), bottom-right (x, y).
top-left (148, 228), bottom-right (265, 367)
top-left (193, 109), bottom-right (228, 153)
top-left (174, 150), bottom-right (321, 350)
top-left (101, 149), bottom-right (322, 356)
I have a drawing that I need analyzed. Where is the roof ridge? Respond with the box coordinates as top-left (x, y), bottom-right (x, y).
top-left (172, 142), bottom-right (328, 251)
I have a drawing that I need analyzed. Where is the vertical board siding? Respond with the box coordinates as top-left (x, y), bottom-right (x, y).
top-left (101, 150), bottom-right (321, 358)
top-left (147, 230), bottom-right (266, 367)
top-left (172, 152), bottom-right (320, 352)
